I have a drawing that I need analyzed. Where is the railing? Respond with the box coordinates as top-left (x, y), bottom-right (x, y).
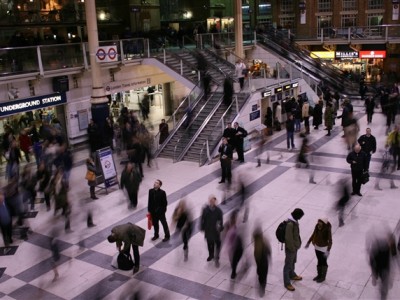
top-left (152, 81), bottom-right (202, 155)
top-left (173, 92), bottom-right (224, 163)
top-left (199, 95), bottom-right (239, 166)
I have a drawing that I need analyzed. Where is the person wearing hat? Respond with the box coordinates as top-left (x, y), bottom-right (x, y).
top-left (305, 218), bottom-right (333, 283)
top-left (283, 208), bottom-right (305, 291)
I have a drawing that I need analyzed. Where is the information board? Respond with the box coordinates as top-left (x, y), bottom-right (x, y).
top-left (97, 147), bottom-right (119, 189)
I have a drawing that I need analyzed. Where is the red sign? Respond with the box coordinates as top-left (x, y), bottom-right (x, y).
top-left (359, 51), bottom-right (386, 58)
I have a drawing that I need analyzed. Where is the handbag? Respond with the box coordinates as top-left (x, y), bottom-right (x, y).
top-left (361, 171), bottom-right (369, 185)
top-left (147, 213), bottom-right (152, 230)
top-left (117, 251), bottom-right (134, 270)
top-left (85, 170), bottom-right (96, 181)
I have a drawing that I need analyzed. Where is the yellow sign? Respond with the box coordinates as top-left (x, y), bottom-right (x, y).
top-left (310, 51), bottom-right (335, 59)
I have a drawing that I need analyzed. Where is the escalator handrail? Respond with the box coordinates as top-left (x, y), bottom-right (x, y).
top-left (153, 81), bottom-right (203, 156)
top-left (173, 92), bottom-right (224, 162)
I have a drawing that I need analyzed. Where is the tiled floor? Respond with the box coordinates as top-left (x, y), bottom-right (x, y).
top-left (0, 99), bottom-right (400, 300)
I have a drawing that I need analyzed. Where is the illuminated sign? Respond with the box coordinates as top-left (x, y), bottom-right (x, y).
top-left (310, 51), bottom-right (335, 59)
top-left (274, 87), bottom-right (283, 93)
top-left (292, 82), bottom-right (299, 88)
top-left (261, 90), bottom-right (271, 97)
top-left (359, 51), bottom-right (386, 58)
top-left (283, 84), bottom-right (291, 91)
top-left (0, 92), bottom-right (66, 117)
top-left (335, 51), bottom-right (359, 59)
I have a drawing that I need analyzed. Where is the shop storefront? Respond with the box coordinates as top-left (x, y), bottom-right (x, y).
top-left (359, 50), bottom-right (386, 82)
top-left (0, 92), bottom-right (67, 141)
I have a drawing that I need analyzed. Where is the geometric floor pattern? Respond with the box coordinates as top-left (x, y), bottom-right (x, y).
top-left (1, 100), bottom-right (400, 299)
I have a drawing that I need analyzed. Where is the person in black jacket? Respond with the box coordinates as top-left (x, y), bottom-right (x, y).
top-left (357, 128), bottom-right (377, 171)
top-left (233, 122), bottom-right (247, 163)
top-left (147, 179), bottom-right (170, 242)
top-left (286, 114), bottom-right (295, 150)
top-left (120, 162), bottom-right (141, 209)
top-left (223, 122), bottom-right (236, 148)
top-left (313, 100), bottom-right (323, 130)
top-left (346, 144), bottom-right (368, 196)
top-left (218, 137), bottom-right (233, 184)
top-left (200, 195), bottom-right (223, 267)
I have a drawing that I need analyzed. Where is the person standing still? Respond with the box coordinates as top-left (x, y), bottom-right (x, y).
top-left (233, 122), bottom-right (247, 163)
top-left (305, 218), bottom-right (333, 283)
top-left (200, 195), bottom-right (223, 267)
top-left (148, 179), bottom-right (170, 242)
top-left (286, 114), bottom-right (296, 150)
top-left (218, 137), bottom-right (233, 184)
top-left (283, 208), bottom-right (305, 292)
top-left (346, 144), bottom-right (368, 196)
top-left (235, 60), bottom-right (246, 90)
top-left (358, 128), bottom-right (377, 171)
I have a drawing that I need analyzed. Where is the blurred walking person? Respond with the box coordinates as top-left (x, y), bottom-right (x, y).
top-left (253, 226), bottom-right (271, 297)
top-left (0, 192), bottom-right (13, 247)
top-left (386, 125), bottom-right (400, 171)
top-left (172, 199), bottom-right (193, 261)
top-left (86, 157), bottom-right (98, 200)
top-left (336, 178), bottom-right (351, 227)
top-left (120, 162), bottom-right (142, 209)
top-left (367, 232), bottom-right (397, 300)
top-left (305, 218), bottom-right (333, 283)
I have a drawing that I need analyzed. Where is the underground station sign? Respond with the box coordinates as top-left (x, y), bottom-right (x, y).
top-left (96, 46), bottom-right (118, 63)
top-left (0, 92), bottom-right (66, 117)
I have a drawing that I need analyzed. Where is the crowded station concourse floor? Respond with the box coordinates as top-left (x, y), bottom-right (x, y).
top-left (0, 98), bottom-right (400, 300)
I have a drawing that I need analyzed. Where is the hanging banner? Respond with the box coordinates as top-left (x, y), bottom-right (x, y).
top-left (393, 4), bottom-right (399, 21)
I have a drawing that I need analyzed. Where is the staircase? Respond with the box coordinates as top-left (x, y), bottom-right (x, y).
top-left (181, 92), bottom-right (250, 163)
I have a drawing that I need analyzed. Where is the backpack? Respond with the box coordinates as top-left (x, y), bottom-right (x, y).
top-left (275, 220), bottom-right (288, 243)
top-left (117, 251), bottom-right (134, 270)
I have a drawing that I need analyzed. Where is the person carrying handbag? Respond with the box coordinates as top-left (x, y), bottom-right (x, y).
top-left (86, 157), bottom-right (98, 199)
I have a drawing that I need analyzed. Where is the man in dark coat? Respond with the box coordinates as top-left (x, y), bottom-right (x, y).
top-left (233, 122), bottom-right (247, 163)
top-left (147, 179), bottom-right (170, 242)
top-left (223, 122), bottom-right (236, 148)
top-left (346, 144), bottom-right (368, 196)
top-left (107, 223), bottom-right (146, 274)
top-left (120, 162), bottom-right (141, 209)
top-left (200, 195), bottom-right (223, 267)
top-left (313, 100), bottom-right (323, 129)
top-left (218, 137), bottom-right (233, 184)
top-left (358, 128), bottom-right (377, 171)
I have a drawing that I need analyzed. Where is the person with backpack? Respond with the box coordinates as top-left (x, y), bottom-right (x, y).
top-left (107, 223), bottom-right (146, 274)
top-left (305, 218), bottom-right (333, 283)
top-left (282, 208), bottom-right (304, 291)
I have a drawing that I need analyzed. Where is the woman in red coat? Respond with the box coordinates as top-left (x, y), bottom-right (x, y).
top-left (18, 129), bottom-right (32, 162)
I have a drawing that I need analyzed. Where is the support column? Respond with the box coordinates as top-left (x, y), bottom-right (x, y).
top-left (85, 0), bottom-right (109, 138)
top-left (234, 0), bottom-right (244, 59)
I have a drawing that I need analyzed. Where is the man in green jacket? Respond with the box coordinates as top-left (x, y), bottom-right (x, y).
top-left (107, 223), bottom-right (146, 274)
top-left (283, 208), bottom-right (304, 291)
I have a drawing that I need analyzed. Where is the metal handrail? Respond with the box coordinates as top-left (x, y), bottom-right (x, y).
top-left (153, 81), bottom-right (203, 156)
top-left (199, 95), bottom-right (239, 166)
top-left (173, 92), bottom-right (224, 162)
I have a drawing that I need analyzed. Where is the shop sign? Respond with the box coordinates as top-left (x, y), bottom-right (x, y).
top-left (0, 92), bottom-right (66, 117)
top-left (283, 84), bottom-right (291, 91)
top-left (310, 51), bottom-right (335, 59)
top-left (335, 51), bottom-right (359, 59)
top-left (261, 90), bottom-right (271, 97)
top-left (359, 51), bottom-right (386, 58)
top-left (274, 86), bottom-right (283, 93)
top-left (105, 78), bottom-right (152, 94)
top-left (95, 46), bottom-right (118, 63)
top-left (291, 82), bottom-right (299, 88)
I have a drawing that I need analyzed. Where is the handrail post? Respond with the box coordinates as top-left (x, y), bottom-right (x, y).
top-left (348, 27), bottom-right (351, 43)
top-left (211, 34), bottom-right (214, 48)
top-left (37, 46), bottom-right (44, 76)
top-left (180, 60), bottom-right (183, 75)
top-left (163, 48), bottom-right (166, 64)
top-left (173, 114), bottom-right (176, 128)
top-left (235, 95), bottom-right (239, 114)
top-left (221, 119), bottom-right (225, 131)
top-left (82, 43), bottom-right (89, 70)
top-left (147, 38), bottom-right (150, 58)
top-left (321, 28), bottom-right (324, 43)
top-left (385, 26), bottom-right (388, 42)
top-left (199, 34), bottom-right (203, 49)
top-left (206, 140), bottom-right (210, 162)
top-left (254, 31), bottom-right (257, 45)
top-left (120, 40), bottom-right (125, 63)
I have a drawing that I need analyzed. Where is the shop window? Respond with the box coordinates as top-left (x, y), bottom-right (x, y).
top-left (259, 2), bottom-right (272, 16)
top-left (341, 14), bottom-right (357, 28)
top-left (279, 17), bottom-right (295, 29)
top-left (368, 0), bottom-right (384, 10)
top-left (317, 15), bottom-right (332, 36)
top-left (342, 0), bottom-right (357, 11)
top-left (367, 14), bottom-right (383, 26)
top-left (280, 0), bottom-right (294, 13)
top-left (318, 0), bottom-right (332, 12)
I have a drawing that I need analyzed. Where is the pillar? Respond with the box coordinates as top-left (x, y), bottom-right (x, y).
top-left (234, 0), bottom-right (244, 59)
top-left (85, 0), bottom-right (109, 138)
